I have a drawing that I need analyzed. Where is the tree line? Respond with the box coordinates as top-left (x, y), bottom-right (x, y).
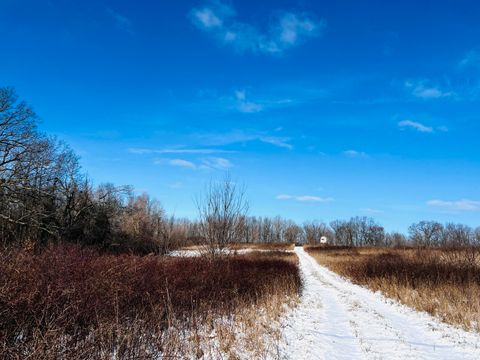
top-left (0, 87), bottom-right (182, 253)
top-left (1, 87), bottom-right (479, 253)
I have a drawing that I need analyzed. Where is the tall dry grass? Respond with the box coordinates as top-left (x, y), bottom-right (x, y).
top-left (305, 245), bottom-right (480, 332)
top-left (0, 245), bottom-right (301, 359)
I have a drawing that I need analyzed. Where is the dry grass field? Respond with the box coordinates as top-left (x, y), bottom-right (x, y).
top-left (305, 245), bottom-right (480, 332)
top-left (0, 246), bottom-right (301, 359)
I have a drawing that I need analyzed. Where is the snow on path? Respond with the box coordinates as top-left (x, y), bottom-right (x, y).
top-left (279, 247), bottom-right (480, 360)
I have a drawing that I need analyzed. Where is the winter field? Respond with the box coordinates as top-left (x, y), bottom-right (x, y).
top-left (3, 83), bottom-right (480, 359)
top-left (2, 243), bottom-right (480, 359)
top-left (3, 0), bottom-right (480, 358)
top-left (280, 247), bottom-right (480, 360)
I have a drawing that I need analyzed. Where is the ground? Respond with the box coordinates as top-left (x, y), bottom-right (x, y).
top-left (278, 247), bottom-right (480, 360)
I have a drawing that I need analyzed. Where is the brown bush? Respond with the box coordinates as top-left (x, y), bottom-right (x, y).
top-left (0, 245), bottom-right (301, 359)
top-left (304, 244), bottom-right (357, 252)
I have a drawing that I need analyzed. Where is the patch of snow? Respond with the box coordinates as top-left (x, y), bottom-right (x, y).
top-left (278, 247), bottom-right (480, 359)
top-left (168, 248), bottom-right (292, 257)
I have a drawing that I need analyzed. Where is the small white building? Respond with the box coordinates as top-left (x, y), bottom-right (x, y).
top-left (320, 236), bottom-right (328, 244)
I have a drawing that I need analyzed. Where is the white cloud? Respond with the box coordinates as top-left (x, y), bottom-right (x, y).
top-left (405, 80), bottom-right (454, 99)
top-left (201, 157), bottom-right (232, 170)
top-left (234, 89), bottom-right (246, 101)
top-left (414, 87), bottom-right (443, 99)
top-left (193, 7), bottom-right (224, 29)
top-left (277, 13), bottom-right (317, 45)
top-left (234, 90), bottom-right (263, 113)
top-left (343, 150), bottom-right (368, 158)
top-left (128, 147), bottom-right (232, 154)
top-left (427, 199), bottom-right (480, 211)
top-left (168, 159), bottom-right (196, 169)
top-left (195, 85), bottom-right (315, 114)
top-left (229, 89), bottom-right (293, 113)
top-left (259, 136), bottom-right (293, 150)
top-left (155, 156), bottom-right (232, 171)
top-left (190, 1), bottom-right (324, 55)
top-left (238, 102), bottom-right (263, 113)
top-left (398, 120), bottom-right (433, 133)
top-left (276, 194), bottom-right (333, 202)
top-left (398, 120), bottom-right (448, 133)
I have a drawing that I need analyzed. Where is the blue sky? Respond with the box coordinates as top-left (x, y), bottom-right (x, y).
top-left (1, 0), bottom-right (480, 231)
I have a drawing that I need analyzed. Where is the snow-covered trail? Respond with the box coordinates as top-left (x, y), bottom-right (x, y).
top-left (279, 247), bottom-right (480, 360)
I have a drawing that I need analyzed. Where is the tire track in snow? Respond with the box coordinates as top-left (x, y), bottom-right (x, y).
top-left (279, 248), bottom-right (365, 359)
top-left (279, 247), bottom-right (480, 360)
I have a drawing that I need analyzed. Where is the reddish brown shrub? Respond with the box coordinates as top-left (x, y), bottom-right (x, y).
top-left (0, 245), bottom-right (301, 358)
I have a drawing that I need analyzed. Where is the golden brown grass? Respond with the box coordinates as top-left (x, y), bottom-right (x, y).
top-left (0, 245), bottom-right (301, 359)
top-left (305, 245), bottom-right (480, 332)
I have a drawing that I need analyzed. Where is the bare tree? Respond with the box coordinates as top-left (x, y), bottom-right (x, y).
top-left (408, 221), bottom-right (444, 247)
top-left (441, 223), bottom-right (473, 247)
top-left (284, 221), bottom-right (303, 244)
top-left (330, 220), bottom-right (354, 246)
top-left (196, 176), bottom-right (248, 256)
top-left (385, 232), bottom-right (407, 247)
top-left (475, 227), bottom-right (480, 245)
top-left (303, 221), bottom-right (330, 245)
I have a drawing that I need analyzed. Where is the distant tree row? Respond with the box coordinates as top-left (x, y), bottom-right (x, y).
top-left (1, 87), bottom-right (479, 253)
top-left (235, 216), bottom-right (480, 248)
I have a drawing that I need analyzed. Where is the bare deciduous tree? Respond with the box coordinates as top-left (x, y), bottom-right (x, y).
top-left (408, 221), bottom-right (444, 247)
top-left (196, 176), bottom-right (248, 256)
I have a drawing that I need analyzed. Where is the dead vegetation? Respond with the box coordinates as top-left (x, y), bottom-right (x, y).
top-left (305, 245), bottom-right (480, 332)
top-left (0, 245), bottom-right (301, 359)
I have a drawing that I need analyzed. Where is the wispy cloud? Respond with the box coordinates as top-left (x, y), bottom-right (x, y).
top-left (190, 1), bottom-right (324, 55)
top-left (155, 157), bottom-right (232, 171)
top-left (427, 199), bottom-right (480, 212)
top-left (405, 80), bottom-right (454, 99)
top-left (129, 130), bottom-right (293, 158)
top-left (193, 6), bottom-right (225, 28)
top-left (276, 194), bottom-right (333, 202)
top-left (128, 147), bottom-right (233, 155)
top-left (107, 8), bottom-right (133, 34)
top-left (196, 88), bottom-right (295, 114)
top-left (398, 120), bottom-right (433, 133)
top-left (343, 150), bottom-right (368, 158)
top-left (234, 90), bottom-right (263, 113)
top-left (167, 159), bottom-right (196, 169)
top-left (196, 130), bottom-right (294, 150)
top-left (258, 136), bottom-right (293, 150)
top-left (459, 49), bottom-right (480, 69)
top-left (360, 208), bottom-right (384, 215)
top-left (457, 50), bottom-right (480, 99)
top-left (397, 120), bottom-right (448, 133)
top-left (200, 157), bottom-right (232, 170)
